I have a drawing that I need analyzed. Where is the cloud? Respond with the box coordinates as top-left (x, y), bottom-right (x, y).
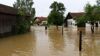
top-left (0, 0), bottom-right (96, 16)
top-left (0, 0), bottom-right (16, 6)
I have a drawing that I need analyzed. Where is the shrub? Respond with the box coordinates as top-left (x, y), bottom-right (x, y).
top-left (76, 16), bottom-right (87, 27)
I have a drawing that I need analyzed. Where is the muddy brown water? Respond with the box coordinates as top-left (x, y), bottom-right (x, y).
top-left (0, 26), bottom-right (99, 56)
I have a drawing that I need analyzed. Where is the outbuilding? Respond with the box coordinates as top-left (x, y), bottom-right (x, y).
top-left (0, 4), bottom-right (18, 35)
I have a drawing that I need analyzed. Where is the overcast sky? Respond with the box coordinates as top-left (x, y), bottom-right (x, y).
top-left (0, 0), bottom-right (96, 17)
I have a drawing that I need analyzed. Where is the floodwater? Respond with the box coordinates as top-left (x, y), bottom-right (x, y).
top-left (0, 26), bottom-right (100, 56)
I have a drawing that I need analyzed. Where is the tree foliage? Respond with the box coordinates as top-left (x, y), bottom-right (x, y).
top-left (97, 0), bottom-right (100, 6)
top-left (13, 0), bottom-right (35, 34)
top-left (13, 0), bottom-right (35, 16)
top-left (48, 1), bottom-right (65, 26)
top-left (84, 1), bottom-right (100, 33)
top-left (84, 2), bottom-right (100, 24)
top-left (76, 16), bottom-right (86, 27)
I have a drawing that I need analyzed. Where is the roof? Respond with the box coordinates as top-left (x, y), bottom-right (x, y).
top-left (0, 4), bottom-right (18, 15)
top-left (35, 17), bottom-right (47, 21)
top-left (34, 17), bottom-right (47, 24)
top-left (70, 12), bottom-right (84, 18)
top-left (0, 4), bottom-right (31, 17)
top-left (65, 12), bottom-right (85, 20)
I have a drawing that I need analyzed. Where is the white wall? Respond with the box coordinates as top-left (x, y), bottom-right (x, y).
top-left (67, 19), bottom-right (76, 27)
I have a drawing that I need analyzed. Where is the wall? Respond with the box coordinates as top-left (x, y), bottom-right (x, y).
top-left (67, 19), bottom-right (76, 27)
top-left (0, 14), bottom-right (16, 34)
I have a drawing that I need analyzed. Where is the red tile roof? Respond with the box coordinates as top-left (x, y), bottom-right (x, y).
top-left (36, 17), bottom-right (47, 21)
top-left (69, 12), bottom-right (84, 18)
top-left (65, 12), bottom-right (85, 20)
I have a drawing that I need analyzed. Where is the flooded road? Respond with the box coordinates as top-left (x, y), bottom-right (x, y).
top-left (0, 26), bottom-right (100, 56)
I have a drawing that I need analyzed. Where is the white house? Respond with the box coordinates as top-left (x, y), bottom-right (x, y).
top-left (64, 12), bottom-right (84, 27)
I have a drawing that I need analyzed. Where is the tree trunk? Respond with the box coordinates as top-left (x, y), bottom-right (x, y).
top-left (65, 20), bottom-right (68, 27)
top-left (56, 25), bottom-right (58, 30)
top-left (91, 22), bottom-right (95, 34)
top-left (95, 22), bottom-right (98, 27)
top-left (91, 25), bottom-right (94, 34)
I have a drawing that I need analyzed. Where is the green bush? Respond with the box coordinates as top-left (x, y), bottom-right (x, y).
top-left (14, 16), bottom-right (30, 34)
top-left (76, 16), bottom-right (86, 27)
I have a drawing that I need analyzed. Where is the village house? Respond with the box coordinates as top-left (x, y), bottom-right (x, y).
top-left (34, 16), bottom-right (47, 26)
top-left (64, 12), bottom-right (85, 27)
top-left (64, 12), bottom-right (100, 27)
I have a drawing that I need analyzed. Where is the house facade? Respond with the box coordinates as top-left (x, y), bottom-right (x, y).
top-left (64, 12), bottom-right (100, 27)
top-left (34, 17), bottom-right (47, 26)
top-left (0, 4), bottom-right (18, 34)
top-left (64, 12), bottom-right (84, 27)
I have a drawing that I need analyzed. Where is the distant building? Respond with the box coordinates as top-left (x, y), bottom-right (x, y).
top-left (64, 12), bottom-right (84, 27)
top-left (34, 17), bottom-right (47, 26)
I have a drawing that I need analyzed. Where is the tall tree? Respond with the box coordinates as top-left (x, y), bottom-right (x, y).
top-left (97, 0), bottom-right (100, 6)
top-left (48, 1), bottom-right (65, 29)
top-left (84, 3), bottom-right (100, 33)
top-left (13, 0), bottom-right (35, 17)
top-left (94, 0), bottom-right (100, 21)
top-left (84, 3), bottom-right (95, 33)
top-left (13, 0), bottom-right (35, 34)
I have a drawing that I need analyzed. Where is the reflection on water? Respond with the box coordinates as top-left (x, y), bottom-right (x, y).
top-left (48, 30), bottom-right (65, 56)
top-left (0, 26), bottom-right (99, 56)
